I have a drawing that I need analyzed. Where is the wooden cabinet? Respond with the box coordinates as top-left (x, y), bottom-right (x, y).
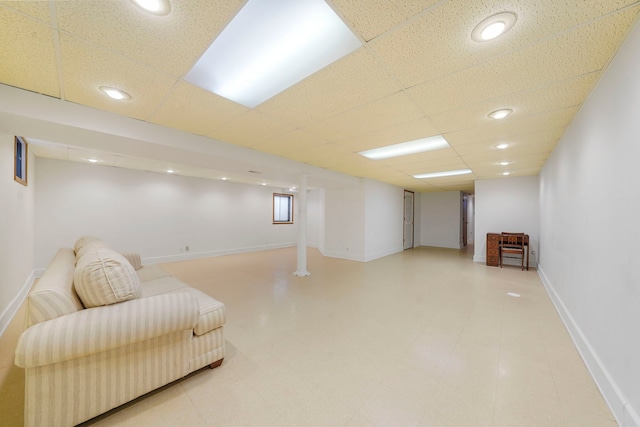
top-left (486, 233), bottom-right (501, 266)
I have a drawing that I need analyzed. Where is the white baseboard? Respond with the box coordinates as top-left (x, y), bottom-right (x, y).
top-left (0, 270), bottom-right (35, 338)
top-left (538, 265), bottom-right (640, 427)
top-left (473, 255), bottom-right (485, 263)
top-left (364, 247), bottom-right (403, 262)
top-left (143, 243), bottom-right (297, 264)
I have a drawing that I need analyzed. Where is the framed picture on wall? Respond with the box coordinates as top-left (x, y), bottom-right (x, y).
top-left (14, 136), bottom-right (28, 186)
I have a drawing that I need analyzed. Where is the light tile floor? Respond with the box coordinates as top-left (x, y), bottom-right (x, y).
top-left (0, 246), bottom-right (617, 426)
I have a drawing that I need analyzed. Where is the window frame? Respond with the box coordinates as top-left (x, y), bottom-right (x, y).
top-left (273, 193), bottom-right (294, 224)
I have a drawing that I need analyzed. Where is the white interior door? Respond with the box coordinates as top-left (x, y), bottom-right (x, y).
top-left (403, 190), bottom-right (414, 250)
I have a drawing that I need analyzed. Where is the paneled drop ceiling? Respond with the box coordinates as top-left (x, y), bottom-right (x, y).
top-left (1, 0), bottom-right (639, 193)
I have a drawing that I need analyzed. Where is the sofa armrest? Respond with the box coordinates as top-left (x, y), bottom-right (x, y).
top-left (15, 292), bottom-right (198, 369)
top-left (121, 252), bottom-right (142, 270)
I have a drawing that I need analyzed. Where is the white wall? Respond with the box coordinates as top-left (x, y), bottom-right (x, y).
top-left (323, 180), bottom-right (366, 261)
top-left (35, 158), bottom-right (299, 269)
top-left (323, 178), bottom-right (404, 262)
top-left (419, 191), bottom-right (462, 249)
top-left (473, 176), bottom-right (539, 266)
top-left (363, 179), bottom-right (404, 261)
top-left (0, 133), bottom-right (36, 336)
top-left (306, 188), bottom-right (323, 250)
top-left (538, 19), bottom-right (640, 426)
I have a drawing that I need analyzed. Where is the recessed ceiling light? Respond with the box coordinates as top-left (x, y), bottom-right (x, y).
top-left (472, 12), bottom-right (517, 42)
top-left (413, 169), bottom-right (472, 179)
top-left (166, 169), bottom-right (175, 174)
top-left (99, 86), bottom-right (130, 100)
top-left (495, 143), bottom-right (510, 150)
top-left (131, 0), bottom-right (170, 15)
top-left (499, 161), bottom-right (511, 166)
top-left (85, 158), bottom-right (100, 163)
top-left (359, 135), bottom-right (450, 160)
top-left (261, 183), bottom-right (267, 186)
top-left (507, 292), bottom-right (521, 298)
top-left (184, 0), bottom-right (361, 107)
top-left (502, 172), bottom-right (510, 176)
top-left (488, 109), bottom-right (512, 119)
top-left (221, 177), bottom-right (228, 181)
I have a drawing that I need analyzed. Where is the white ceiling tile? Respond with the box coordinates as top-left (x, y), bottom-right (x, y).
top-left (258, 48), bottom-right (403, 126)
top-left (0, 8), bottom-right (59, 97)
top-left (303, 91), bottom-right (424, 141)
top-left (3, 1), bottom-right (639, 193)
top-left (55, 0), bottom-right (245, 77)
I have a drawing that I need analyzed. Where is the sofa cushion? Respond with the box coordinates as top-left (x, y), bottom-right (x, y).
top-left (137, 273), bottom-right (224, 335)
top-left (74, 244), bottom-right (142, 308)
top-left (177, 288), bottom-right (226, 336)
top-left (74, 236), bottom-right (110, 258)
top-left (140, 276), bottom-right (189, 297)
top-left (121, 253), bottom-right (142, 271)
top-left (28, 248), bottom-right (84, 326)
top-left (137, 265), bottom-right (172, 284)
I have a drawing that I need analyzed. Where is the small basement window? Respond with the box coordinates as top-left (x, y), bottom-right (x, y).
top-left (273, 193), bottom-right (293, 224)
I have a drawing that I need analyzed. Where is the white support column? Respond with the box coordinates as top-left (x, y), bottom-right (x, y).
top-left (293, 174), bottom-right (311, 277)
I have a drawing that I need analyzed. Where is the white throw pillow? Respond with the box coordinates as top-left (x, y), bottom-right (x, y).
top-left (74, 243), bottom-right (142, 308)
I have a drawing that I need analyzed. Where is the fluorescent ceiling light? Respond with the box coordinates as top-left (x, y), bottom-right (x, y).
top-left (185, 0), bottom-right (362, 108)
top-left (413, 169), bottom-right (472, 179)
top-left (359, 135), bottom-right (450, 160)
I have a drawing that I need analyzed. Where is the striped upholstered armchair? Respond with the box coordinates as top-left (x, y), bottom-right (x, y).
top-left (15, 238), bottom-right (225, 427)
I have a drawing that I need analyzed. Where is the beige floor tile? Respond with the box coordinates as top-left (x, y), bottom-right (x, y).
top-left (562, 408), bottom-right (619, 427)
top-left (554, 374), bottom-right (615, 420)
top-left (357, 383), bottom-right (432, 427)
top-left (0, 304), bottom-right (27, 369)
top-left (428, 380), bottom-right (496, 419)
top-left (494, 384), bottom-right (565, 426)
top-left (0, 364), bottom-right (25, 426)
top-left (1, 246), bottom-right (618, 426)
top-left (344, 413), bottom-right (377, 427)
top-left (274, 384), bottom-right (356, 427)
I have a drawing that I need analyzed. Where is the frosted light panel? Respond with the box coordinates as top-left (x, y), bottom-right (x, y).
top-left (185, 0), bottom-right (362, 108)
top-left (413, 169), bottom-right (472, 179)
top-left (359, 135), bottom-right (450, 160)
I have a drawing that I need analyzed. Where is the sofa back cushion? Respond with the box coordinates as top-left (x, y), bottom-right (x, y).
top-left (74, 244), bottom-right (142, 308)
top-left (74, 236), bottom-right (109, 258)
top-left (28, 248), bottom-right (84, 326)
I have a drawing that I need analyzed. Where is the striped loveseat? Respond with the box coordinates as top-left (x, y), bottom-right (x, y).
top-left (14, 237), bottom-right (226, 427)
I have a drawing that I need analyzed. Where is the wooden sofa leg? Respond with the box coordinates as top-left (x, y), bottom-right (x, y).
top-left (209, 358), bottom-right (224, 369)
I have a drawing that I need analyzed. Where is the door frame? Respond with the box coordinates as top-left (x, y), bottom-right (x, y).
top-left (403, 190), bottom-right (415, 250)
